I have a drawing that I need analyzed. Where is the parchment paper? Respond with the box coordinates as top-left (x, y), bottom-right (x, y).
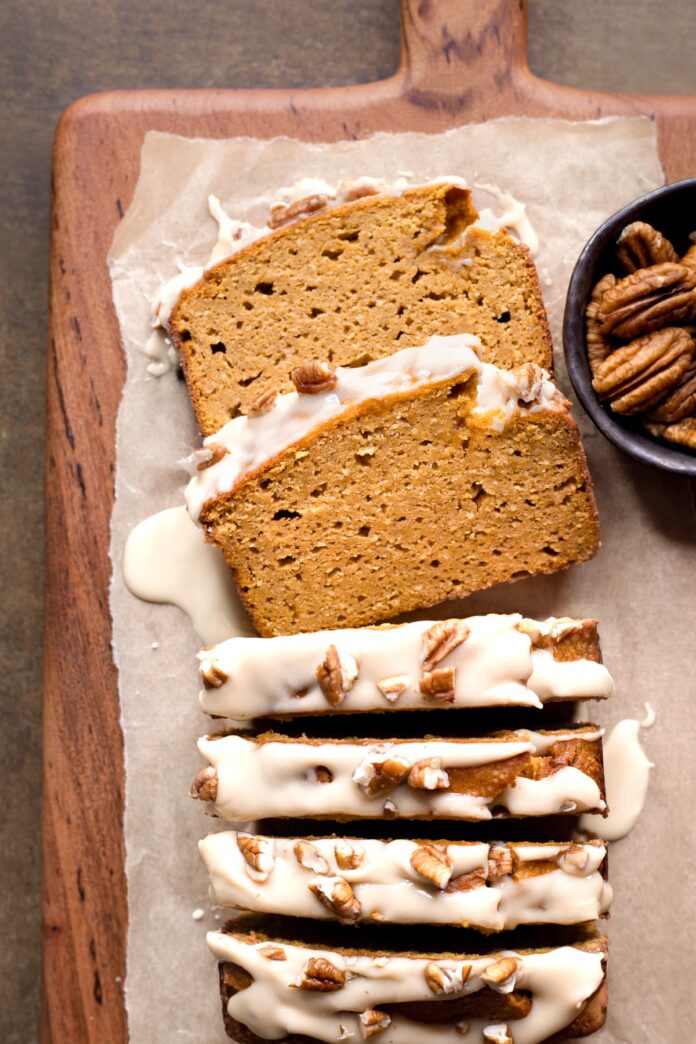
top-left (109, 120), bottom-right (695, 1043)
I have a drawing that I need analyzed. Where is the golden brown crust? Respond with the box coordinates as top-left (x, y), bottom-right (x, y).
top-left (200, 373), bottom-right (599, 636)
top-left (169, 184), bottom-right (553, 435)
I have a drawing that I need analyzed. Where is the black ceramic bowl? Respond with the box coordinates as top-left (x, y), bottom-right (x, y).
top-left (563, 178), bottom-right (696, 477)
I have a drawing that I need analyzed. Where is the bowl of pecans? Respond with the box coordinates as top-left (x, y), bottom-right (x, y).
top-left (564, 178), bottom-right (696, 475)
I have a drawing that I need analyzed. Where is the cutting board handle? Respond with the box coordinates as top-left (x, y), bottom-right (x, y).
top-left (399, 0), bottom-right (529, 98)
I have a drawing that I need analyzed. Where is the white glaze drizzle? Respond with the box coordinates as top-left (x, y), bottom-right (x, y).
top-left (196, 729), bottom-right (605, 822)
top-left (207, 932), bottom-right (605, 1044)
top-left (198, 614), bottom-right (613, 719)
top-left (122, 506), bottom-right (255, 645)
top-left (580, 703), bottom-right (655, 841)
top-left (184, 335), bottom-right (562, 522)
top-left (199, 833), bottom-right (611, 930)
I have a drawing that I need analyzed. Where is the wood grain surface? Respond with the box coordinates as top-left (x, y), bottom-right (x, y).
top-left (42, 1), bottom-right (696, 1041)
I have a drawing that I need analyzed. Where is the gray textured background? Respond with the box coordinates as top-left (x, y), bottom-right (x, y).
top-left (1, 1), bottom-right (694, 1040)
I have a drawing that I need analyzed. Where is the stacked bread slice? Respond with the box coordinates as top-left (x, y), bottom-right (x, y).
top-left (174, 179), bottom-right (611, 1041)
top-left (190, 614), bottom-right (612, 1043)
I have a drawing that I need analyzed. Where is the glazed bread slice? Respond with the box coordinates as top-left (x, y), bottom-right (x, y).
top-left (190, 726), bottom-right (606, 823)
top-left (199, 833), bottom-right (611, 931)
top-left (198, 614), bottom-right (613, 720)
top-left (209, 923), bottom-right (608, 1043)
top-left (168, 182), bottom-right (552, 434)
top-left (185, 338), bottom-right (599, 637)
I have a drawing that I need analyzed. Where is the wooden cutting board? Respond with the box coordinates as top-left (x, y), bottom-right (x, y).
top-left (43, 1), bottom-right (696, 1040)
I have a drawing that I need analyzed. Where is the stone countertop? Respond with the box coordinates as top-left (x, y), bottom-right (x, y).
top-left (1, 1), bottom-right (694, 1040)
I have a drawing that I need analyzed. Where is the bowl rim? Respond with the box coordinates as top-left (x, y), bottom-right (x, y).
top-left (563, 177), bottom-right (696, 478)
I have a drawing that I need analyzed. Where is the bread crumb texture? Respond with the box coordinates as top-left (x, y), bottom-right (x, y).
top-left (170, 185), bottom-right (552, 434)
top-left (201, 375), bottom-right (599, 636)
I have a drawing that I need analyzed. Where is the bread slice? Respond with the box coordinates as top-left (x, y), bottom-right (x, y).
top-left (185, 339), bottom-right (599, 637)
top-left (198, 614), bottom-right (613, 720)
top-left (209, 922), bottom-right (608, 1043)
top-left (168, 182), bottom-right (552, 435)
top-left (199, 832), bottom-right (611, 931)
top-left (190, 726), bottom-right (606, 823)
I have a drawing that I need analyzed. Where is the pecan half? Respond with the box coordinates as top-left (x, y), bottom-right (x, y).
top-left (189, 766), bottom-right (217, 802)
top-left (585, 272), bottom-right (617, 375)
top-left (248, 388), bottom-right (278, 416)
top-left (598, 262), bottom-right (696, 340)
top-left (424, 962), bottom-right (470, 995)
top-left (422, 620), bottom-right (470, 671)
top-left (291, 360), bottom-right (338, 394)
top-left (268, 193), bottom-right (330, 229)
top-left (648, 357), bottom-right (696, 421)
top-left (294, 840), bottom-right (329, 874)
top-left (645, 416), bottom-right (696, 449)
top-left (592, 327), bottom-right (694, 415)
top-left (296, 957), bottom-right (345, 991)
top-left (616, 221), bottom-right (679, 273)
top-left (315, 645), bottom-right (357, 707)
top-left (200, 661), bottom-right (228, 689)
top-left (407, 757), bottom-right (450, 791)
top-left (353, 754), bottom-right (410, 796)
top-left (359, 1009), bottom-right (391, 1039)
top-left (410, 843), bottom-right (453, 889)
top-left (419, 666), bottom-right (456, 702)
top-left (481, 957), bottom-right (520, 993)
top-left (309, 876), bottom-right (362, 922)
top-left (335, 840), bottom-right (365, 870)
top-left (237, 834), bottom-right (275, 879)
top-left (376, 675), bottom-right (409, 702)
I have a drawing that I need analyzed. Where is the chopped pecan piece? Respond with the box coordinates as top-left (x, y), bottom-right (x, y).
top-left (309, 876), bottom-right (362, 922)
top-left (558, 843), bottom-right (590, 871)
top-left (258, 944), bottom-right (287, 961)
top-left (268, 193), bottom-right (330, 229)
top-left (598, 262), bottom-right (696, 340)
top-left (483, 1025), bottom-right (514, 1044)
top-left (342, 182), bottom-right (381, 202)
top-left (237, 834), bottom-right (275, 879)
top-left (645, 416), bottom-right (696, 448)
top-left (247, 388), bottom-right (278, 416)
top-left (424, 961), bottom-right (470, 995)
top-left (291, 360), bottom-right (338, 394)
top-left (200, 661), bottom-right (228, 689)
top-left (487, 845), bottom-right (514, 880)
top-left (296, 957), bottom-right (345, 991)
top-left (444, 868), bottom-right (487, 893)
top-left (376, 675), bottom-right (409, 702)
top-left (616, 221), bottom-right (679, 272)
top-left (335, 840), bottom-right (365, 870)
top-left (189, 766), bottom-right (218, 802)
top-left (516, 362), bottom-right (545, 403)
top-left (353, 754), bottom-right (410, 796)
top-left (315, 645), bottom-right (357, 707)
top-left (419, 666), bottom-right (456, 702)
top-left (359, 1008), bottom-right (391, 1038)
top-left (407, 757), bottom-right (450, 791)
top-left (648, 357), bottom-right (696, 421)
top-left (585, 272), bottom-right (617, 375)
top-left (294, 840), bottom-right (329, 874)
top-left (195, 443), bottom-right (227, 470)
top-left (592, 327), bottom-right (694, 415)
top-left (481, 957), bottom-right (520, 993)
top-left (410, 843), bottom-right (453, 889)
top-left (422, 620), bottom-right (470, 670)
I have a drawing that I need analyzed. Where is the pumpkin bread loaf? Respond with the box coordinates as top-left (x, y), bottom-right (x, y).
top-left (169, 183), bottom-right (552, 434)
top-left (199, 832), bottom-right (611, 930)
top-left (190, 726), bottom-right (606, 823)
top-left (209, 922), bottom-right (608, 1043)
top-left (185, 339), bottom-right (599, 636)
top-left (197, 614), bottom-right (613, 720)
